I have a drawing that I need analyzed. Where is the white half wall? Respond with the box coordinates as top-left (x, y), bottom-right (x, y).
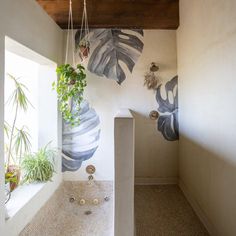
top-left (177, 0), bottom-right (236, 235)
top-left (114, 110), bottom-right (135, 236)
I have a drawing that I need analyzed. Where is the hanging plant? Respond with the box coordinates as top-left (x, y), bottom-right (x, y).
top-left (53, 64), bottom-right (87, 126)
top-left (77, 0), bottom-right (90, 62)
top-left (52, 0), bottom-right (87, 126)
top-left (79, 40), bottom-right (90, 60)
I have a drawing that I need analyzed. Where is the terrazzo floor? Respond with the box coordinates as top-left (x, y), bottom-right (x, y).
top-left (21, 183), bottom-right (209, 236)
top-left (20, 181), bottom-right (113, 236)
top-left (135, 185), bottom-right (209, 236)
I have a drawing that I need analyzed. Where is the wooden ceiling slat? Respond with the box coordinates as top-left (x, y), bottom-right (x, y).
top-left (35, 0), bottom-right (179, 29)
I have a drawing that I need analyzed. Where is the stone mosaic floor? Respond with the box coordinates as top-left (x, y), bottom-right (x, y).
top-left (21, 183), bottom-right (209, 236)
top-left (135, 185), bottom-right (209, 236)
top-left (20, 181), bottom-right (113, 236)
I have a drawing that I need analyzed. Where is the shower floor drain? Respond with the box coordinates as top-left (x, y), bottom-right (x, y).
top-left (84, 210), bottom-right (92, 215)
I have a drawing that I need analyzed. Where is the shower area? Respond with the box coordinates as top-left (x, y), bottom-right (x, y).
top-left (2, 0), bottom-right (236, 235)
top-left (20, 174), bottom-right (113, 236)
top-left (1, 1), bottom-right (209, 236)
top-left (2, 1), bottom-right (180, 234)
top-left (20, 108), bottom-right (133, 236)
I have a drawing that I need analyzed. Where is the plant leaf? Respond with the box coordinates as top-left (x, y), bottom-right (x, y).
top-left (13, 126), bottom-right (32, 164)
top-left (6, 74), bottom-right (33, 111)
top-left (21, 144), bottom-right (56, 183)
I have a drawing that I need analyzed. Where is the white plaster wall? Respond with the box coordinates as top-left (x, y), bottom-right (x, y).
top-left (63, 30), bottom-right (178, 182)
top-left (177, 0), bottom-right (236, 235)
top-left (0, 0), bottom-right (63, 235)
top-left (38, 64), bottom-right (58, 149)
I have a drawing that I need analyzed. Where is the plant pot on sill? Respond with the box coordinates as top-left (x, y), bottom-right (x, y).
top-left (7, 165), bottom-right (21, 192)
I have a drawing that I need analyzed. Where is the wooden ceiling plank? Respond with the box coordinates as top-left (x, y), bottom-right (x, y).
top-left (35, 0), bottom-right (179, 29)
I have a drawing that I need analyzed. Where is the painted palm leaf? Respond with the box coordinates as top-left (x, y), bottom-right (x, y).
top-left (75, 29), bottom-right (144, 84)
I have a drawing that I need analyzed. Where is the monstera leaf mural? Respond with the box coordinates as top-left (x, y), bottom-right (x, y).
top-left (156, 76), bottom-right (179, 141)
top-left (62, 100), bottom-right (101, 172)
top-left (75, 29), bottom-right (144, 84)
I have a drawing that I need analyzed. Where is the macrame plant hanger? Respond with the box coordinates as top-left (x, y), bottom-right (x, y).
top-left (78, 0), bottom-right (90, 61)
top-left (64, 0), bottom-right (76, 114)
top-left (65, 0), bottom-right (76, 67)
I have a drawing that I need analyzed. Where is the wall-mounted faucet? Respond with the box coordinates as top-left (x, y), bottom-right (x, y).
top-left (149, 110), bottom-right (159, 120)
top-left (86, 165), bottom-right (96, 174)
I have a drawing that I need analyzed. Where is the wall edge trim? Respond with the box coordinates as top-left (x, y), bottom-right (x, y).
top-left (179, 179), bottom-right (218, 236)
top-left (135, 177), bottom-right (178, 185)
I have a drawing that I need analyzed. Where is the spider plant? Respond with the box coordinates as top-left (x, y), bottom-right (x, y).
top-left (22, 144), bottom-right (56, 183)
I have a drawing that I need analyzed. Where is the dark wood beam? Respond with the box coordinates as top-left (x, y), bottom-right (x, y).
top-left (36, 0), bottom-right (179, 29)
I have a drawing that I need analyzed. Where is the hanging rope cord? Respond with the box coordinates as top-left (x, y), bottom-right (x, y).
top-left (65, 0), bottom-right (76, 66)
top-left (79, 0), bottom-right (90, 46)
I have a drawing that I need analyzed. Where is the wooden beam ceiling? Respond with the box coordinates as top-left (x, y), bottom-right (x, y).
top-left (36, 0), bottom-right (179, 29)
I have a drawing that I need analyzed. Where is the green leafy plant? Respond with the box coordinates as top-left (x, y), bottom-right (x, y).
top-left (5, 171), bottom-right (17, 185)
top-left (53, 64), bottom-right (87, 126)
top-left (5, 164), bottom-right (18, 192)
top-left (5, 74), bottom-right (32, 167)
top-left (13, 126), bottom-right (32, 165)
top-left (4, 122), bottom-right (12, 161)
top-left (4, 74), bottom-right (32, 191)
top-left (22, 144), bottom-right (56, 183)
top-left (4, 122), bottom-right (31, 191)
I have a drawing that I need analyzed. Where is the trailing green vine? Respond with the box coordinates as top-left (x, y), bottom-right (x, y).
top-left (53, 64), bottom-right (87, 126)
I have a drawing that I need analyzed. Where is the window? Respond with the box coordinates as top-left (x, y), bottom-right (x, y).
top-left (3, 37), bottom-right (59, 218)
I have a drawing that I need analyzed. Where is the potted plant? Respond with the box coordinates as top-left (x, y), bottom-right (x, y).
top-left (79, 40), bottom-right (90, 59)
top-left (4, 124), bottom-right (31, 191)
top-left (21, 144), bottom-right (56, 183)
top-left (6, 165), bottom-right (21, 191)
top-left (53, 64), bottom-right (87, 126)
top-left (4, 74), bottom-right (32, 191)
top-left (4, 170), bottom-right (17, 204)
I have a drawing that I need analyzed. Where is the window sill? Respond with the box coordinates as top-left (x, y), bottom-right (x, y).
top-left (5, 182), bottom-right (46, 220)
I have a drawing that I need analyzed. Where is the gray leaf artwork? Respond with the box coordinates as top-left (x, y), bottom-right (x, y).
top-left (62, 100), bottom-right (101, 172)
top-left (75, 29), bottom-right (144, 84)
top-left (156, 76), bottom-right (179, 141)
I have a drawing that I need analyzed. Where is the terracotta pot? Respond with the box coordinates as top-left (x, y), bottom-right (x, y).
top-left (79, 46), bottom-right (90, 58)
top-left (7, 165), bottom-right (21, 192)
